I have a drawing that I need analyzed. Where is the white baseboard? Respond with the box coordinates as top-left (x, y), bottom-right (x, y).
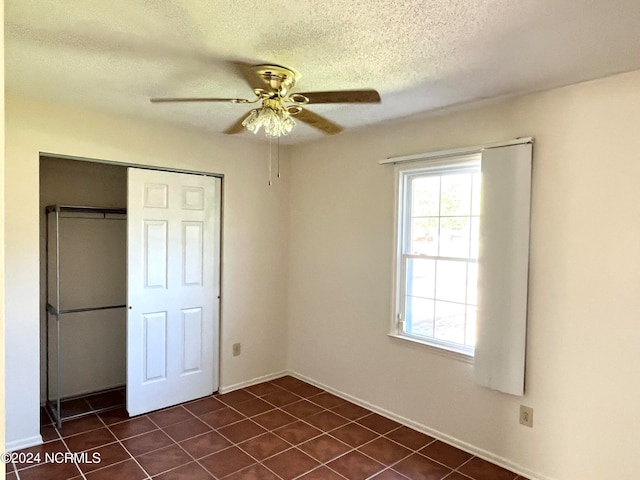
top-left (6, 434), bottom-right (43, 452)
top-left (218, 370), bottom-right (288, 394)
top-left (288, 371), bottom-right (555, 480)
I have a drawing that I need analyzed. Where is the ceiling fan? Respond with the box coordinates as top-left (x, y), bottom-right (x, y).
top-left (150, 64), bottom-right (381, 138)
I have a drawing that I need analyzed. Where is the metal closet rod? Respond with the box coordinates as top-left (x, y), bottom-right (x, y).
top-left (46, 303), bottom-right (126, 315)
top-left (45, 205), bottom-right (127, 215)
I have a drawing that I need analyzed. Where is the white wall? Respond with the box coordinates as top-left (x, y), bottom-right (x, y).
top-left (287, 70), bottom-right (640, 480)
top-left (5, 95), bottom-right (290, 448)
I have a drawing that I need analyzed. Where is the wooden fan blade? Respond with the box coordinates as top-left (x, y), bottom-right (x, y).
top-left (150, 97), bottom-right (251, 103)
top-left (294, 89), bottom-right (381, 104)
top-left (295, 109), bottom-right (343, 135)
top-left (223, 111), bottom-right (252, 134)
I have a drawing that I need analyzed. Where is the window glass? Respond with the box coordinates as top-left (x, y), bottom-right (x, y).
top-left (397, 160), bottom-right (480, 356)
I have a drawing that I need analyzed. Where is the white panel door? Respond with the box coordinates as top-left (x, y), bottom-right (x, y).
top-left (127, 168), bottom-right (220, 416)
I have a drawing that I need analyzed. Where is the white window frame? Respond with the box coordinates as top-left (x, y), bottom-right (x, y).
top-left (391, 153), bottom-right (481, 358)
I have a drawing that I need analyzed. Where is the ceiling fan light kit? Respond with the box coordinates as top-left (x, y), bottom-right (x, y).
top-left (150, 63), bottom-right (381, 139)
top-left (242, 98), bottom-right (296, 138)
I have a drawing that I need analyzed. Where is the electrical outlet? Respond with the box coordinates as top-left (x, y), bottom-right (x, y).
top-left (232, 343), bottom-right (241, 357)
top-left (519, 405), bottom-right (533, 427)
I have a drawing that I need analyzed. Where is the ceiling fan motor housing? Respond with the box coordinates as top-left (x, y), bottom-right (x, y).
top-left (252, 64), bottom-right (299, 98)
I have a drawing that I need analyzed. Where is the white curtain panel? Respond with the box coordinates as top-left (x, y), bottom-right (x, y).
top-left (473, 143), bottom-right (532, 396)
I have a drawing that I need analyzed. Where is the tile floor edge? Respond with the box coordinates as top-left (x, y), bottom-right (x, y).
top-left (218, 370), bottom-right (289, 394)
top-left (288, 370), bottom-right (556, 480)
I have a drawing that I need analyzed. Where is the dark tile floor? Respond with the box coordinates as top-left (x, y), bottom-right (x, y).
top-left (47, 387), bottom-right (126, 424)
top-left (7, 376), bottom-right (529, 480)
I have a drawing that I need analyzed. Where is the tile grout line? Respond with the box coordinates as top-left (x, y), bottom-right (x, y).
top-left (11, 423), bottom-right (86, 480)
top-left (141, 406), bottom-right (205, 479)
top-left (449, 454), bottom-right (521, 480)
top-left (160, 412), bottom-right (248, 480)
top-left (142, 402), bottom-right (283, 479)
top-left (215, 396), bottom-right (430, 478)
top-left (451, 455), bottom-right (477, 476)
top-left (221, 401), bottom-right (329, 477)
top-left (308, 412), bottom-right (490, 480)
top-left (237, 391), bottom-right (387, 479)
top-left (217, 386), bottom-right (423, 479)
top-left (212, 387), bottom-right (352, 479)
top-left (320, 423), bottom-right (436, 480)
top-left (48, 396), bottom-right (376, 480)
top-left (87, 401), bottom-right (226, 479)
top-left (166, 405), bottom-right (286, 480)
top-left (268, 388), bottom-right (477, 480)
top-left (55, 424), bottom-right (87, 480)
top-left (99, 412), bottom-right (155, 480)
top-left (442, 470), bottom-right (473, 480)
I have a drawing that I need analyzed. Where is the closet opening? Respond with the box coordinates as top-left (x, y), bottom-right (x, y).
top-left (40, 157), bottom-right (128, 427)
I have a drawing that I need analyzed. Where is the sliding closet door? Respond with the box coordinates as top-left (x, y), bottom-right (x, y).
top-left (127, 168), bottom-right (220, 416)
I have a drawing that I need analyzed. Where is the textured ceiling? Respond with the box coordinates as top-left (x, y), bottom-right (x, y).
top-left (5, 0), bottom-right (640, 144)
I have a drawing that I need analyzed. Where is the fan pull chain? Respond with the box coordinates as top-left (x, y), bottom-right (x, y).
top-left (268, 136), bottom-right (273, 186)
top-left (277, 137), bottom-right (281, 179)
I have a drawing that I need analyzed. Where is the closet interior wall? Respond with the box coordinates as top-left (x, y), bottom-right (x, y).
top-left (39, 157), bottom-right (128, 406)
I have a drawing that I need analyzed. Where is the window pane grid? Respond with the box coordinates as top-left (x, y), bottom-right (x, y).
top-left (401, 168), bottom-right (479, 353)
top-left (404, 253), bottom-right (477, 263)
top-left (404, 292), bottom-right (475, 307)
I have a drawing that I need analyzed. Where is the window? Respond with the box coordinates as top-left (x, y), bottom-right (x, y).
top-left (387, 140), bottom-right (532, 395)
top-left (394, 154), bottom-right (481, 356)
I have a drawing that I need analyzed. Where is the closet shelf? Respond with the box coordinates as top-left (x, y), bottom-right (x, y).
top-left (45, 205), bottom-right (127, 215)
